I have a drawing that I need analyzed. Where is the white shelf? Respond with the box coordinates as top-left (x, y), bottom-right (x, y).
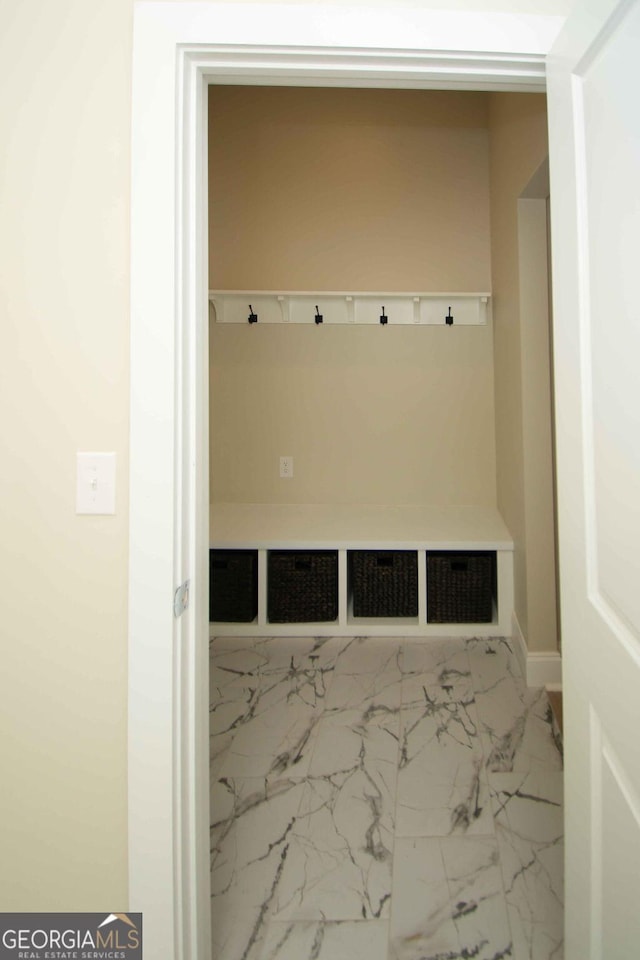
top-left (210, 502), bottom-right (513, 551)
top-left (209, 503), bottom-right (514, 639)
top-left (210, 290), bottom-right (491, 326)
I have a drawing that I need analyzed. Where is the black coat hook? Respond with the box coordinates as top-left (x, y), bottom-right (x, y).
top-left (380, 306), bottom-right (388, 325)
top-left (248, 304), bottom-right (258, 324)
top-left (315, 305), bottom-right (323, 325)
top-left (445, 306), bottom-right (454, 326)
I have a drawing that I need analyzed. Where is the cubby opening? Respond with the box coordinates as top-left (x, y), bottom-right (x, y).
top-left (267, 550), bottom-right (339, 624)
top-left (209, 550), bottom-right (258, 625)
top-left (425, 551), bottom-right (497, 625)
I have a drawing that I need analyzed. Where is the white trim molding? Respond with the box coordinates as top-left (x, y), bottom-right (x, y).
top-left (129, 5), bottom-right (566, 958)
top-left (511, 609), bottom-right (529, 679)
top-left (528, 650), bottom-right (563, 689)
top-left (511, 611), bottom-right (563, 688)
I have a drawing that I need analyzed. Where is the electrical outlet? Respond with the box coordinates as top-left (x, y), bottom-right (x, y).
top-left (279, 456), bottom-right (294, 479)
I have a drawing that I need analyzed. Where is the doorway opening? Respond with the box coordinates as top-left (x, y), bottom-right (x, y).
top-left (128, 13), bottom-right (565, 956)
top-left (207, 85), bottom-right (563, 959)
top-left (207, 86), bottom-right (560, 670)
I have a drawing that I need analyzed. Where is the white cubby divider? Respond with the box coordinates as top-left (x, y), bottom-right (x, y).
top-left (257, 548), bottom-right (268, 629)
top-left (209, 503), bottom-right (513, 638)
top-left (338, 549), bottom-right (349, 630)
top-left (210, 291), bottom-right (490, 326)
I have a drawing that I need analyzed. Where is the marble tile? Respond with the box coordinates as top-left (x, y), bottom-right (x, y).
top-left (440, 837), bottom-right (513, 959)
top-left (213, 697), bottom-right (323, 780)
top-left (474, 680), bottom-right (563, 775)
top-left (466, 636), bottom-right (524, 691)
top-left (210, 678), bottom-right (260, 744)
top-left (490, 771), bottom-right (564, 960)
top-left (313, 661), bottom-right (402, 775)
top-left (465, 640), bottom-right (562, 775)
top-left (210, 776), bottom-right (307, 960)
top-left (259, 920), bottom-right (389, 960)
top-left (401, 638), bottom-right (472, 697)
top-left (322, 669), bottom-right (402, 751)
top-left (220, 727), bottom-right (318, 782)
top-left (210, 652), bottom-right (333, 702)
top-left (389, 837), bottom-right (460, 959)
top-left (210, 635), bottom-right (348, 683)
top-left (325, 661), bottom-right (402, 716)
top-left (311, 715), bottom-right (400, 775)
top-left (210, 655), bottom-right (333, 779)
top-left (397, 680), bottom-right (494, 838)
top-left (396, 755), bottom-right (493, 839)
top-left (401, 670), bottom-right (476, 713)
top-left (332, 636), bottom-right (403, 676)
top-left (273, 763), bottom-right (396, 922)
top-left (390, 836), bottom-right (512, 960)
top-left (210, 643), bottom-right (270, 689)
top-left (210, 634), bottom-right (349, 661)
top-left (210, 636), bottom-right (564, 960)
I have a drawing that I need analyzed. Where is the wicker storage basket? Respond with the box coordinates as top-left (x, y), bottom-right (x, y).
top-left (427, 551), bottom-right (495, 623)
top-left (209, 549), bottom-right (258, 622)
top-left (268, 550), bottom-right (338, 623)
top-left (351, 550), bottom-right (418, 617)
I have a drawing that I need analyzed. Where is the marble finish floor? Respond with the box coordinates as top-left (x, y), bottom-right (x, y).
top-left (210, 636), bottom-right (564, 960)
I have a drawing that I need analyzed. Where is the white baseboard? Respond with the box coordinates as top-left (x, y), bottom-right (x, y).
top-left (511, 611), bottom-right (562, 689)
top-left (511, 611), bottom-right (528, 679)
top-left (527, 651), bottom-right (562, 688)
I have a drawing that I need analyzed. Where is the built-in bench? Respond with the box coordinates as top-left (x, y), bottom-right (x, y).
top-left (209, 502), bottom-right (514, 637)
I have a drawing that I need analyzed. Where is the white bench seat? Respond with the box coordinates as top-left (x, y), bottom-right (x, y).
top-left (209, 502), bottom-right (513, 638)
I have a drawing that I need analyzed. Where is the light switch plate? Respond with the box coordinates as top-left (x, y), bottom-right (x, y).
top-left (76, 452), bottom-right (116, 515)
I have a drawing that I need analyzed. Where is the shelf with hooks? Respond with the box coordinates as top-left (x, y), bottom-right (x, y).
top-left (209, 291), bottom-right (491, 326)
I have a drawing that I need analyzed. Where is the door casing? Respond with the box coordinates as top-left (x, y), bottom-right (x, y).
top-left (129, 5), bottom-right (566, 957)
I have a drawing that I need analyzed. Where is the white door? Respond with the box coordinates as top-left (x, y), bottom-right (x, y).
top-left (546, 1), bottom-right (640, 956)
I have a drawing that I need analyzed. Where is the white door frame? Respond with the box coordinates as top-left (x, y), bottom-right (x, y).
top-left (129, 5), bottom-right (565, 957)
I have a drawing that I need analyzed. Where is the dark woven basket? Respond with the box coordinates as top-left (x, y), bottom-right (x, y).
top-left (210, 550), bottom-right (258, 622)
top-left (268, 550), bottom-right (338, 623)
top-left (351, 550), bottom-right (418, 617)
top-left (427, 551), bottom-right (495, 623)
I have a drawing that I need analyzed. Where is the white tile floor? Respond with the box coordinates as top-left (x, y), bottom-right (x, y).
top-left (210, 636), bottom-right (564, 960)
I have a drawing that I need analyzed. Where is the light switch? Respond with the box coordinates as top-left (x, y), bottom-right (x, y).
top-left (76, 452), bottom-right (116, 515)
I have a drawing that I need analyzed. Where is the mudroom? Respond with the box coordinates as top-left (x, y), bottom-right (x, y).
top-left (207, 85), bottom-right (563, 960)
top-left (207, 85), bottom-right (558, 660)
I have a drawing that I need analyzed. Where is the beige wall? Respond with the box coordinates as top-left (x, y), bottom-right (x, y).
top-left (210, 323), bottom-right (497, 505)
top-left (0, 0), bottom-right (131, 908)
top-left (210, 87), bottom-right (491, 292)
top-left (518, 196), bottom-right (559, 653)
top-left (209, 87), bottom-right (497, 506)
top-left (489, 93), bottom-right (558, 653)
